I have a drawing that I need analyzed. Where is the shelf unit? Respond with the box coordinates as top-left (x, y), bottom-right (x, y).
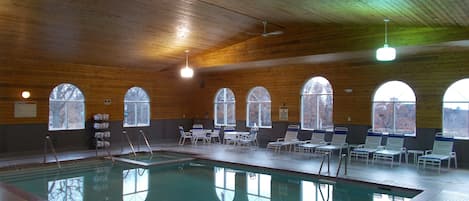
top-left (93, 113), bottom-right (111, 156)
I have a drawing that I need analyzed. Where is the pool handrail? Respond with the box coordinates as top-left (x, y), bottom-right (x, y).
top-left (139, 130), bottom-right (153, 156)
top-left (43, 135), bottom-right (61, 168)
top-left (336, 153), bottom-right (348, 176)
top-left (123, 130), bottom-right (137, 157)
top-left (318, 152), bottom-right (330, 175)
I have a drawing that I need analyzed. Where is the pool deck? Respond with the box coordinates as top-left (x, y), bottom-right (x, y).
top-left (1, 142), bottom-right (469, 201)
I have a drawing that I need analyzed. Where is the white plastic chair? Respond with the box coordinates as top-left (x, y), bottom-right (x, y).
top-left (373, 134), bottom-right (406, 167)
top-left (295, 131), bottom-right (327, 153)
top-left (191, 124), bottom-right (209, 144)
top-left (349, 133), bottom-right (382, 164)
top-left (178, 126), bottom-right (192, 145)
top-left (418, 134), bottom-right (457, 173)
top-left (266, 125), bottom-right (300, 152)
top-left (315, 127), bottom-right (349, 156)
top-left (210, 127), bottom-right (221, 143)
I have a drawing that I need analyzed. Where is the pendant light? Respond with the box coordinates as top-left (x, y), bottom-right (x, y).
top-left (180, 50), bottom-right (194, 78)
top-left (376, 18), bottom-right (396, 61)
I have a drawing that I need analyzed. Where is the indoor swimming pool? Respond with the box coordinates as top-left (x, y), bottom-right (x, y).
top-left (0, 156), bottom-right (420, 201)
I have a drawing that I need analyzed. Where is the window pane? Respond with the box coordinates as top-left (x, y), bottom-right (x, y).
top-left (302, 77), bottom-right (332, 95)
top-left (261, 103), bottom-right (271, 127)
top-left (227, 103), bottom-right (236, 125)
top-left (443, 102), bottom-right (469, 138)
top-left (318, 94), bottom-right (333, 130)
top-left (124, 87), bottom-right (149, 101)
top-left (302, 95), bottom-right (318, 130)
top-left (137, 103), bottom-right (150, 126)
top-left (215, 103), bottom-right (224, 125)
top-left (374, 81), bottom-right (415, 102)
top-left (124, 102), bottom-right (136, 126)
top-left (67, 101), bottom-right (85, 129)
top-left (395, 103), bottom-right (416, 134)
top-left (248, 103), bottom-right (259, 127)
top-left (373, 102), bottom-right (394, 133)
top-left (49, 101), bottom-right (66, 130)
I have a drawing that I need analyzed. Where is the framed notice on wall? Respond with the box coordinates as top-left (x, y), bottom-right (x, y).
top-left (14, 101), bottom-right (37, 118)
top-left (279, 106), bottom-right (288, 121)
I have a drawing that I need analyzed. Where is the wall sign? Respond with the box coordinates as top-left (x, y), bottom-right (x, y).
top-left (14, 101), bottom-right (37, 118)
top-left (279, 106), bottom-right (288, 121)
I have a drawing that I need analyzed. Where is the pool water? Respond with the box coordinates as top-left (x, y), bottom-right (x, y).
top-left (114, 152), bottom-right (195, 166)
top-left (0, 159), bottom-right (419, 201)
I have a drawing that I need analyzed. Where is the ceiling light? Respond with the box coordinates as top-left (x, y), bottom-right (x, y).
top-left (180, 50), bottom-right (194, 78)
top-left (376, 18), bottom-right (396, 61)
top-left (21, 91), bottom-right (31, 99)
top-left (176, 25), bottom-right (190, 39)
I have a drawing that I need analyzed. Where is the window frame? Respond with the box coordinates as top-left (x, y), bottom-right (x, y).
top-left (246, 86), bottom-right (272, 128)
top-left (371, 80), bottom-right (416, 136)
top-left (442, 78), bottom-right (469, 139)
top-left (48, 83), bottom-right (85, 131)
top-left (300, 76), bottom-right (334, 131)
top-left (214, 88), bottom-right (236, 127)
top-left (123, 87), bottom-right (150, 128)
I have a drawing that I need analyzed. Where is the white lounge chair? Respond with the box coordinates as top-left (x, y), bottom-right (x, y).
top-left (237, 128), bottom-right (258, 147)
top-left (315, 127), bottom-right (349, 156)
top-left (418, 135), bottom-right (457, 173)
top-left (178, 126), bottom-right (192, 145)
top-left (295, 131), bottom-right (327, 153)
top-left (209, 126), bottom-right (221, 143)
top-left (349, 133), bottom-right (382, 164)
top-left (373, 134), bottom-right (406, 167)
top-left (267, 125), bottom-right (300, 152)
top-left (191, 124), bottom-right (209, 144)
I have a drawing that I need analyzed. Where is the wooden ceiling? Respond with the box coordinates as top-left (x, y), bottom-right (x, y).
top-left (1, 0), bottom-right (469, 71)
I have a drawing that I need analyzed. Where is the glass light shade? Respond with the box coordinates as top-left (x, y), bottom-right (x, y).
top-left (376, 44), bottom-right (396, 61)
top-left (21, 91), bottom-right (31, 99)
top-left (180, 66), bottom-right (194, 78)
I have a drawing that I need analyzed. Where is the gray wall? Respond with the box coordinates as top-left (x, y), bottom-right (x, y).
top-left (1, 119), bottom-right (468, 168)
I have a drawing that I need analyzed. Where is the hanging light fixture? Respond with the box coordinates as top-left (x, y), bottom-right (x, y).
top-left (180, 50), bottom-right (194, 78)
top-left (376, 18), bottom-right (396, 61)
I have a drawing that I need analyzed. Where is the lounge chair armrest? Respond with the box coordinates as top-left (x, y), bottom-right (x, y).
top-left (401, 147), bottom-right (407, 152)
top-left (356, 144), bottom-right (365, 148)
top-left (450, 152), bottom-right (457, 157)
top-left (377, 146), bottom-right (385, 150)
top-left (424, 150), bottom-right (432, 154)
top-left (276, 138), bottom-right (285, 142)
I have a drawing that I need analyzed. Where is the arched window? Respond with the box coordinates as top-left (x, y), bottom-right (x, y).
top-left (247, 87), bottom-right (271, 128)
top-left (214, 167), bottom-right (235, 201)
top-left (214, 88), bottom-right (236, 126)
top-left (49, 83), bottom-right (85, 131)
top-left (247, 172), bottom-right (271, 201)
top-left (443, 78), bottom-right (469, 139)
top-left (301, 76), bottom-right (333, 130)
top-left (123, 168), bottom-right (148, 201)
top-left (124, 87), bottom-right (150, 127)
top-left (372, 81), bottom-right (416, 135)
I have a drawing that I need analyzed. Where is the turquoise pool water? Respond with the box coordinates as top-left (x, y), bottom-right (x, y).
top-left (117, 152), bottom-right (194, 164)
top-left (0, 158), bottom-right (418, 201)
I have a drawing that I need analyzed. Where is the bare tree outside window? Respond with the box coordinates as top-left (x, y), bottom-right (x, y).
top-left (214, 88), bottom-right (236, 126)
top-left (247, 87), bottom-right (272, 128)
top-left (49, 83), bottom-right (85, 131)
top-left (443, 78), bottom-right (469, 139)
top-left (372, 81), bottom-right (416, 135)
top-left (124, 87), bottom-right (150, 127)
top-left (301, 77), bottom-right (333, 131)
top-left (48, 176), bottom-right (84, 201)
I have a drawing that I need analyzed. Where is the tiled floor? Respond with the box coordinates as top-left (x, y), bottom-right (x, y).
top-left (1, 142), bottom-right (469, 201)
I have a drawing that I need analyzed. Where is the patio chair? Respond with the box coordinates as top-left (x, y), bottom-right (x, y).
top-left (178, 126), bottom-right (192, 145)
top-left (237, 128), bottom-right (258, 147)
top-left (223, 126), bottom-right (238, 145)
top-left (266, 125), bottom-right (300, 152)
top-left (191, 124), bottom-right (209, 144)
top-left (372, 134), bottom-right (406, 167)
top-left (210, 127), bottom-right (221, 143)
top-left (418, 134), bottom-right (457, 172)
top-left (295, 131), bottom-right (327, 153)
top-left (349, 133), bottom-right (382, 164)
top-left (315, 127), bottom-right (349, 156)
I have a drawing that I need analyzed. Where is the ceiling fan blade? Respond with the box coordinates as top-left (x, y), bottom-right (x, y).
top-left (262, 30), bottom-right (284, 37)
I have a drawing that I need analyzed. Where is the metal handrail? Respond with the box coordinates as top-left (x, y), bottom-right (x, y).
top-left (139, 130), bottom-right (153, 156)
top-left (122, 130), bottom-right (137, 157)
top-left (43, 135), bottom-right (61, 168)
top-left (336, 154), bottom-right (348, 176)
top-left (318, 152), bottom-right (330, 175)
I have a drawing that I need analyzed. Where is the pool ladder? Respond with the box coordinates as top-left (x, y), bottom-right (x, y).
top-left (43, 135), bottom-right (61, 168)
top-left (318, 152), bottom-right (348, 176)
top-left (138, 130), bottom-right (153, 156)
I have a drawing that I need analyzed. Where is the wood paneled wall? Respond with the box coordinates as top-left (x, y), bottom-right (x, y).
top-left (0, 58), bottom-right (195, 124)
top-left (191, 50), bottom-right (469, 128)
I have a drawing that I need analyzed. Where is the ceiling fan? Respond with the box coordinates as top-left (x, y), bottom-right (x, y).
top-left (247, 21), bottom-right (283, 37)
